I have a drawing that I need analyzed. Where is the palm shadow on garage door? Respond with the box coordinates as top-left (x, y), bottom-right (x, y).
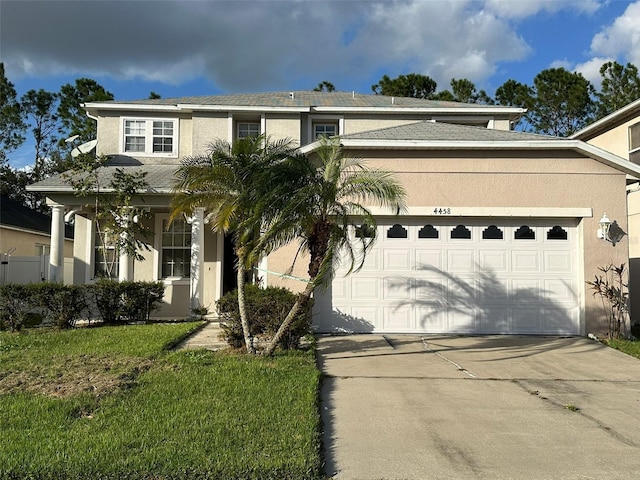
top-left (313, 265), bottom-right (579, 335)
top-left (385, 265), bottom-right (579, 335)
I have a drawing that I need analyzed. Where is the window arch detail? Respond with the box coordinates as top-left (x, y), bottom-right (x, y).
top-left (418, 225), bottom-right (439, 239)
top-left (547, 226), bottom-right (568, 240)
top-left (514, 225), bottom-right (535, 240)
top-left (482, 225), bottom-right (503, 240)
top-left (387, 224), bottom-right (408, 239)
top-left (451, 225), bottom-right (471, 239)
top-left (355, 224), bottom-right (375, 239)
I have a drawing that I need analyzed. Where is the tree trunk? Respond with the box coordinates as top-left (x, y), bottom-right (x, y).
top-left (237, 260), bottom-right (255, 354)
top-left (262, 280), bottom-right (316, 356)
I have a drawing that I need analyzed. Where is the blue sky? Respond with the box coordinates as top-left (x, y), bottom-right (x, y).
top-left (2, 0), bottom-right (640, 168)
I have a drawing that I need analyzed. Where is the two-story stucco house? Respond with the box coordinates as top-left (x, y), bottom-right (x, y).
top-left (28, 91), bottom-right (640, 335)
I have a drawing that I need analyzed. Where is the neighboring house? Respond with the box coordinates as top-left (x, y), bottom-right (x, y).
top-left (0, 195), bottom-right (74, 283)
top-left (571, 99), bottom-right (640, 322)
top-left (28, 91), bottom-right (640, 335)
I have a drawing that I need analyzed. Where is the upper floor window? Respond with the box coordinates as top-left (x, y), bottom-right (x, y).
top-left (238, 122), bottom-right (260, 139)
top-left (123, 119), bottom-right (177, 156)
top-left (629, 122), bottom-right (640, 151)
top-left (314, 123), bottom-right (338, 139)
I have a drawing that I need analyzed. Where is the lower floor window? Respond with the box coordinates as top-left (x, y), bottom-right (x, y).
top-left (162, 219), bottom-right (191, 278)
top-left (35, 244), bottom-right (50, 256)
top-left (94, 227), bottom-right (119, 279)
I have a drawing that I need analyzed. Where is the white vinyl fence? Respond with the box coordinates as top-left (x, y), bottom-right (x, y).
top-left (0, 254), bottom-right (74, 285)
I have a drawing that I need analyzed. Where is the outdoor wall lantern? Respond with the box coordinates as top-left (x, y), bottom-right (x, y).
top-left (597, 213), bottom-right (625, 246)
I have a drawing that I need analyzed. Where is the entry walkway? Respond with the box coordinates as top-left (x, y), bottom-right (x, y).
top-left (174, 321), bottom-right (228, 350)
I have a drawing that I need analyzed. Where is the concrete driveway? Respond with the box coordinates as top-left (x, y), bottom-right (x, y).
top-left (317, 335), bottom-right (640, 479)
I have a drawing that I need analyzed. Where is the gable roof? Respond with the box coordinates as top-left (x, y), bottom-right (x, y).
top-left (302, 120), bottom-right (640, 178)
top-left (0, 196), bottom-right (74, 239)
top-left (571, 98), bottom-right (640, 141)
top-left (84, 90), bottom-right (525, 118)
top-left (339, 120), bottom-right (560, 143)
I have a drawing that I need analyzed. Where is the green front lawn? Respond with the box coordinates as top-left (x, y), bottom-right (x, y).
top-left (0, 323), bottom-right (322, 480)
top-left (605, 337), bottom-right (640, 359)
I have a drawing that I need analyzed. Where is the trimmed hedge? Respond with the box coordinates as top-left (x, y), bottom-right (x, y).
top-left (217, 284), bottom-right (312, 350)
top-left (0, 281), bottom-right (165, 330)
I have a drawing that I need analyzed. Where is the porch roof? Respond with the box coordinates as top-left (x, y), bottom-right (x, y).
top-left (27, 165), bottom-right (180, 194)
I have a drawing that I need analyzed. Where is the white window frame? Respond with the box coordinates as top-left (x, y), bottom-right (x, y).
top-left (154, 214), bottom-right (191, 284)
top-left (121, 117), bottom-right (179, 157)
top-left (237, 122), bottom-right (261, 139)
top-left (307, 115), bottom-right (344, 142)
top-left (92, 223), bottom-right (119, 280)
top-left (35, 243), bottom-right (50, 256)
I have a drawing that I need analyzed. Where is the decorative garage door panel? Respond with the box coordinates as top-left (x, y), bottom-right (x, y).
top-left (314, 219), bottom-right (580, 335)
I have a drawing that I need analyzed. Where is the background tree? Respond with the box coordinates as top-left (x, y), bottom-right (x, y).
top-left (58, 78), bottom-right (113, 146)
top-left (372, 73), bottom-right (438, 99)
top-left (494, 79), bottom-right (535, 130)
top-left (259, 138), bottom-right (406, 356)
top-left (596, 61), bottom-right (640, 119)
top-left (0, 165), bottom-right (31, 206)
top-left (21, 89), bottom-right (59, 184)
top-left (0, 62), bottom-right (26, 164)
top-left (526, 67), bottom-right (596, 137)
top-left (313, 81), bottom-right (335, 92)
top-left (434, 78), bottom-right (494, 104)
top-left (148, 91), bottom-right (161, 99)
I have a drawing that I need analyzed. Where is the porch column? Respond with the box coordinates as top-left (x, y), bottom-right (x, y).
top-left (118, 212), bottom-right (133, 282)
top-left (189, 208), bottom-right (205, 310)
top-left (49, 204), bottom-right (65, 283)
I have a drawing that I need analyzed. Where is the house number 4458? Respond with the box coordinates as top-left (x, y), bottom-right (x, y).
top-left (433, 208), bottom-right (451, 215)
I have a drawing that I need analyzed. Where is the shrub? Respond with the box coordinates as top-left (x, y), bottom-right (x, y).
top-left (32, 283), bottom-right (88, 329)
top-left (217, 284), bottom-right (313, 350)
top-left (87, 280), bottom-right (165, 324)
top-left (88, 278), bottom-right (123, 324)
top-left (0, 281), bottom-right (165, 329)
top-left (120, 281), bottom-right (165, 322)
top-left (0, 284), bottom-right (33, 331)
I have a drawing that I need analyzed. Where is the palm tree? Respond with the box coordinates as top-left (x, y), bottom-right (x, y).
top-left (171, 135), bottom-right (297, 354)
top-left (260, 137), bottom-right (406, 356)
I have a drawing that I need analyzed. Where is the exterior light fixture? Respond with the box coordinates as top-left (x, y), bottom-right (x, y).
top-left (597, 213), bottom-right (625, 246)
top-left (597, 213), bottom-right (612, 242)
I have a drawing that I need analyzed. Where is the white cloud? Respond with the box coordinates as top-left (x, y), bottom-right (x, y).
top-left (574, 57), bottom-right (613, 89)
top-left (485, 0), bottom-right (601, 18)
top-left (3, 0), bottom-right (615, 96)
top-left (590, 1), bottom-right (640, 65)
top-left (549, 60), bottom-right (573, 70)
top-left (0, 0), bottom-right (539, 93)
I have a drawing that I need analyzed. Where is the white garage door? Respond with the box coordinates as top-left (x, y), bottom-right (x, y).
top-left (313, 218), bottom-right (581, 335)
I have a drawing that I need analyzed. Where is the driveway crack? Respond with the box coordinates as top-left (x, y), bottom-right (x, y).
top-left (421, 337), bottom-right (476, 378)
top-left (513, 379), bottom-right (640, 448)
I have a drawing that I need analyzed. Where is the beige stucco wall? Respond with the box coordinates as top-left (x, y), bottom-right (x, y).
top-left (267, 149), bottom-right (629, 335)
top-left (585, 122), bottom-right (633, 159)
top-left (0, 227), bottom-right (73, 257)
top-left (265, 115), bottom-right (301, 144)
top-left (192, 114), bottom-right (229, 155)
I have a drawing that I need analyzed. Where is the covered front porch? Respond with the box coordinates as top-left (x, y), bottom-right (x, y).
top-left (43, 194), bottom-right (232, 319)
